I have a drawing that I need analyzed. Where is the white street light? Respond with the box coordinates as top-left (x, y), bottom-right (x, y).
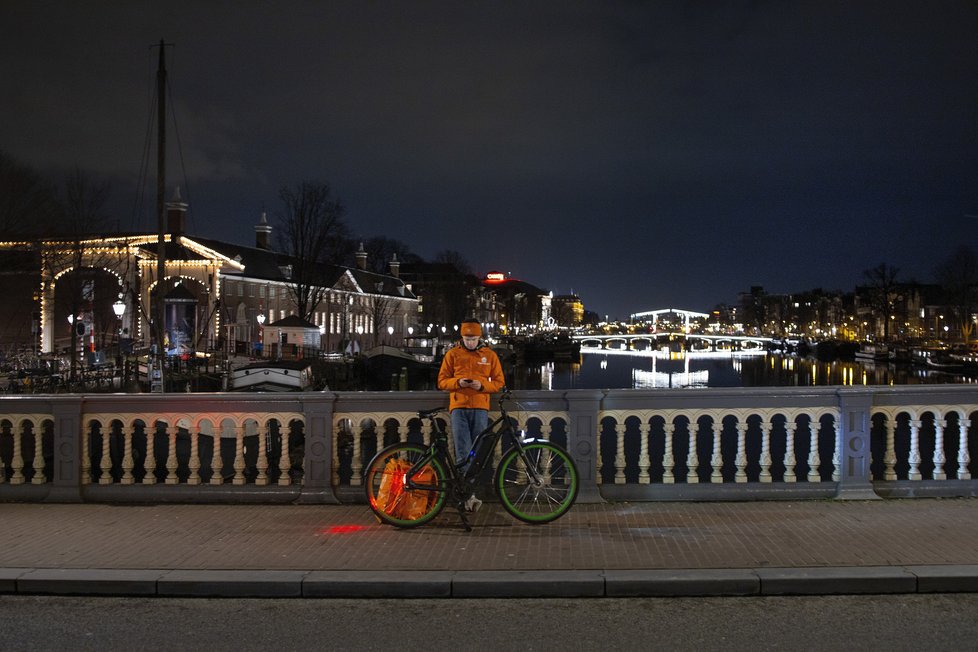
top-left (112, 299), bottom-right (126, 318)
top-left (257, 313), bottom-right (266, 325)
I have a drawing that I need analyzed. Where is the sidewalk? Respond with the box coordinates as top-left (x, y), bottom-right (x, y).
top-left (2, 499), bottom-right (978, 598)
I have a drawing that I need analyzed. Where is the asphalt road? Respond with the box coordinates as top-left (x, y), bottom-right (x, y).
top-left (2, 594), bottom-right (978, 651)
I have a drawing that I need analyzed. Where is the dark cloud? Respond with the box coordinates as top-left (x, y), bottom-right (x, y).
top-left (2, 1), bottom-right (976, 318)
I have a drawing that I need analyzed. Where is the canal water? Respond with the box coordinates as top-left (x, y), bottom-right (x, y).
top-left (508, 349), bottom-right (978, 391)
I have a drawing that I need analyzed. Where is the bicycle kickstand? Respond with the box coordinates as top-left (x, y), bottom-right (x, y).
top-left (455, 500), bottom-right (473, 532)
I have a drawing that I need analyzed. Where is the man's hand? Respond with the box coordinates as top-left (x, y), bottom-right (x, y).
top-left (459, 378), bottom-right (483, 391)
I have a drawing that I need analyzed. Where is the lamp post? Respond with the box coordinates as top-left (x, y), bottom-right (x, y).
top-left (112, 297), bottom-right (126, 384)
top-left (256, 312), bottom-right (266, 358)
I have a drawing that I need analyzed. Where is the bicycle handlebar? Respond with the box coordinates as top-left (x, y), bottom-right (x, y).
top-left (417, 387), bottom-right (513, 420)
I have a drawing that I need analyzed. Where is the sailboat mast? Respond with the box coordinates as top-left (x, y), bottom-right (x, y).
top-left (155, 39), bottom-right (167, 358)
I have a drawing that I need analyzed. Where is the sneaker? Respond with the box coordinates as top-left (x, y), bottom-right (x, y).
top-left (464, 495), bottom-right (483, 513)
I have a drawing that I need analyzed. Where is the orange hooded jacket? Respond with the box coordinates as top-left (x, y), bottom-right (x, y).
top-left (437, 341), bottom-right (505, 411)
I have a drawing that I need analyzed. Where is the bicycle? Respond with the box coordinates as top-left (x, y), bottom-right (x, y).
top-left (364, 388), bottom-right (579, 531)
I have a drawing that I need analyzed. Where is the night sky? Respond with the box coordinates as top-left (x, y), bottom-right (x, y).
top-left (2, 2), bottom-right (977, 319)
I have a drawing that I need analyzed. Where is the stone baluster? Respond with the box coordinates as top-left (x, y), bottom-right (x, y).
top-left (908, 419), bottom-right (922, 481)
top-left (932, 417), bottom-right (946, 481)
top-left (279, 422), bottom-right (292, 486)
top-left (758, 420), bottom-right (772, 483)
top-left (32, 422), bottom-right (46, 485)
top-left (331, 420), bottom-right (341, 487)
top-left (663, 421), bottom-right (675, 484)
top-left (734, 421), bottom-right (747, 483)
top-left (807, 419), bottom-right (822, 482)
top-left (0, 427), bottom-right (5, 485)
top-left (614, 420), bottom-right (626, 484)
top-left (686, 421), bottom-right (698, 484)
top-left (883, 417), bottom-right (897, 480)
top-left (187, 429), bottom-right (201, 485)
top-left (542, 420), bottom-right (553, 442)
top-left (209, 427), bottom-right (223, 485)
top-left (255, 420), bottom-right (269, 485)
top-left (422, 418), bottom-right (432, 446)
top-left (958, 416), bottom-right (971, 480)
top-left (710, 419), bottom-right (723, 483)
top-left (11, 422), bottom-right (25, 484)
top-left (143, 423), bottom-right (157, 485)
top-left (831, 420), bottom-right (841, 482)
top-left (398, 423), bottom-right (409, 443)
top-left (80, 423), bottom-right (90, 485)
top-left (783, 419), bottom-right (797, 483)
top-left (165, 424), bottom-right (179, 485)
top-left (637, 420), bottom-right (651, 484)
top-left (99, 423), bottom-right (113, 485)
top-left (232, 425), bottom-right (246, 485)
top-left (121, 423), bottom-right (134, 485)
top-left (374, 422), bottom-right (384, 455)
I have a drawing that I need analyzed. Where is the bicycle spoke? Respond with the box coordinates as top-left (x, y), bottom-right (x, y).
top-left (496, 442), bottom-right (578, 524)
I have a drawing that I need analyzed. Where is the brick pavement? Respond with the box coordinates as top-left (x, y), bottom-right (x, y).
top-left (2, 498), bottom-right (978, 571)
top-left (2, 499), bottom-right (978, 596)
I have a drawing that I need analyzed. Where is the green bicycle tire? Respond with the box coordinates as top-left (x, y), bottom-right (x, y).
top-left (364, 443), bottom-right (447, 528)
top-left (495, 441), bottom-right (579, 524)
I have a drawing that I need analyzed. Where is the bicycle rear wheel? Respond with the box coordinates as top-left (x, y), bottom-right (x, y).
top-left (364, 443), bottom-right (447, 528)
top-left (495, 442), bottom-right (579, 524)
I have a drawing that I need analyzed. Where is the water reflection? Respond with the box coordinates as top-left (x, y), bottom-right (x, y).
top-left (507, 349), bottom-right (978, 391)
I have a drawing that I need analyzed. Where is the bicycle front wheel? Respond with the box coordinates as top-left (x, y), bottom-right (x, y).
top-left (496, 442), bottom-right (579, 524)
top-left (364, 443), bottom-right (448, 528)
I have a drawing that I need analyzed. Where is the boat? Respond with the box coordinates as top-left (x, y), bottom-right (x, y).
top-left (362, 345), bottom-right (438, 390)
top-left (910, 344), bottom-right (950, 368)
top-left (854, 344), bottom-right (889, 362)
top-left (506, 332), bottom-right (582, 362)
top-left (230, 360), bottom-right (314, 392)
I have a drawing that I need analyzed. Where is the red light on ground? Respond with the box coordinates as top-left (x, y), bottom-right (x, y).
top-left (325, 524), bottom-right (367, 534)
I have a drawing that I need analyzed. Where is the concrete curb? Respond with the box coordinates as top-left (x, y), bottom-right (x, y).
top-left (3, 566), bottom-right (978, 598)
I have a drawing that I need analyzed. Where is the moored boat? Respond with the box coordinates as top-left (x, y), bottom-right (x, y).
top-left (230, 360), bottom-right (314, 392)
top-left (854, 343), bottom-right (889, 362)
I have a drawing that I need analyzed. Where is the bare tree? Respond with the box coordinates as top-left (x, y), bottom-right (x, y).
top-left (275, 181), bottom-right (350, 322)
top-left (434, 249), bottom-right (472, 276)
top-left (369, 294), bottom-right (400, 345)
top-left (42, 169), bottom-right (114, 380)
top-left (934, 245), bottom-right (978, 341)
top-left (0, 150), bottom-right (59, 237)
top-left (862, 262), bottom-right (901, 341)
top-left (361, 236), bottom-right (420, 274)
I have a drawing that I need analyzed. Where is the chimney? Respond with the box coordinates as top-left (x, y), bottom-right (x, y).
top-left (355, 242), bottom-right (367, 270)
top-left (255, 211), bottom-right (272, 250)
top-left (166, 186), bottom-right (188, 235)
top-left (389, 252), bottom-right (400, 278)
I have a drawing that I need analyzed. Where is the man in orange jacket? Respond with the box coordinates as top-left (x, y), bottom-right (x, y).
top-left (437, 319), bottom-right (505, 510)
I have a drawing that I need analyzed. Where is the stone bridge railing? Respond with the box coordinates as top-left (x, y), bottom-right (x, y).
top-left (1, 386), bottom-right (976, 504)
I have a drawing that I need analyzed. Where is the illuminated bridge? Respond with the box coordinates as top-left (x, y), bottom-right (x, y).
top-left (573, 332), bottom-right (774, 352)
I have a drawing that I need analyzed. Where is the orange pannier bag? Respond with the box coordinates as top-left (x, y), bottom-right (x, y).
top-left (376, 458), bottom-right (409, 514)
top-left (376, 458), bottom-right (438, 520)
top-left (398, 465), bottom-right (437, 520)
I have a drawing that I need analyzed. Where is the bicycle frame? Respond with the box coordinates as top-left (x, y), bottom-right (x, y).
top-left (404, 398), bottom-right (536, 500)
